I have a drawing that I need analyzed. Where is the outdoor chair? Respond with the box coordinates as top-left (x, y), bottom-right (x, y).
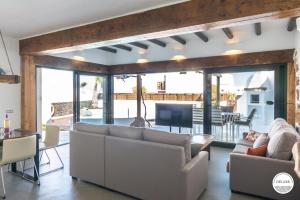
top-left (233, 108), bottom-right (256, 138)
top-left (211, 109), bottom-right (227, 140)
top-left (193, 107), bottom-right (203, 135)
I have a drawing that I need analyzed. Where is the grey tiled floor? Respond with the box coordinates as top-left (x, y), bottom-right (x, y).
top-left (1, 145), bottom-right (263, 200)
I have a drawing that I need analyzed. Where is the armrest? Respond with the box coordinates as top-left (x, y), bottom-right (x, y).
top-left (230, 153), bottom-right (300, 199)
top-left (181, 151), bottom-right (208, 200)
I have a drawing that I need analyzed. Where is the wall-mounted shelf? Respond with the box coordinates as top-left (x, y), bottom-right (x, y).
top-left (0, 75), bottom-right (21, 84)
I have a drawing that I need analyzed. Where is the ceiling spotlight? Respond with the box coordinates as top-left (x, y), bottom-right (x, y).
top-left (72, 56), bottom-right (85, 61)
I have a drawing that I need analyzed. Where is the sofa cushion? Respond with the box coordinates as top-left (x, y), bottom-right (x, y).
top-left (109, 125), bottom-right (143, 140)
top-left (232, 145), bottom-right (248, 154)
top-left (74, 123), bottom-right (110, 135)
top-left (253, 133), bottom-right (269, 148)
top-left (267, 127), bottom-right (298, 160)
top-left (143, 129), bottom-right (192, 163)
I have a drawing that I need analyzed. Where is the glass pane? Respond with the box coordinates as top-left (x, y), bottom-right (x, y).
top-left (113, 75), bottom-right (137, 125)
top-left (37, 68), bottom-right (73, 145)
top-left (211, 71), bottom-right (275, 143)
top-left (141, 72), bottom-right (203, 134)
top-left (79, 75), bottom-right (104, 124)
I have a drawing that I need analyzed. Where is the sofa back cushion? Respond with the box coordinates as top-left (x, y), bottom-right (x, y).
top-left (268, 119), bottom-right (290, 139)
top-left (74, 123), bottom-right (110, 135)
top-left (267, 118), bottom-right (285, 132)
top-left (109, 125), bottom-right (143, 140)
top-left (267, 126), bottom-right (298, 160)
top-left (143, 129), bottom-right (192, 163)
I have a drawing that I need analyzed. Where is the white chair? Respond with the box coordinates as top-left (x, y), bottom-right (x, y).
top-left (39, 125), bottom-right (64, 175)
top-left (0, 135), bottom-right (39, 199)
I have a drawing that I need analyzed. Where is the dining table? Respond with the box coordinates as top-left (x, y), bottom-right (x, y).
top-left (0, 129), bottom-right (40, 181)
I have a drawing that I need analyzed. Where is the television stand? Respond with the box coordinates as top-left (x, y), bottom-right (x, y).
top-left (169, 126), bottom-right (182, 133)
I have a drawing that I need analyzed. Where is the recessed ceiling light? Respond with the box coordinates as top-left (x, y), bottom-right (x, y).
top-left (137, 58), bottom-right (149, 64)
top-left (223, 50), bottom-right (243, 56)
top-left (172, 55), bottom-right (186, 61)
top-left (72, 56), bottom-right (85, 61)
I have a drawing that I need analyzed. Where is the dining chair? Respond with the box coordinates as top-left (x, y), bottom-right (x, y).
top-left (39, 125), bottom-right (64, 176)
top-left (0, 135), bottom-right (39, 199)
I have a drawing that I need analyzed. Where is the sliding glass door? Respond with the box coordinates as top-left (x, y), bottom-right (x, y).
top-left (36, 68), bottom-right (74, 145)
top-left (78, 74), bottom-right (105, 125)
top-left (210, 71), bottom-right (275, 143)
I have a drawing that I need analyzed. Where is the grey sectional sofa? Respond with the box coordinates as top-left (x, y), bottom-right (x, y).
top-left (70, 123), bottom-right (208, 200)
top-left (230, 118), bottom-right (300, 200)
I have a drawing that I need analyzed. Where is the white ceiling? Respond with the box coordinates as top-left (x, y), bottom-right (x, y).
top-left (0, 0), bottom-right (187, 39)
top-left (54, 18), bottom-right (297, 65)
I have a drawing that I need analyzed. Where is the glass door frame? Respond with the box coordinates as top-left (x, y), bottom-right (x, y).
top-left (73, 72), bottom-right (114, 125)
top-left (202, 64), bottom-right (287, 137)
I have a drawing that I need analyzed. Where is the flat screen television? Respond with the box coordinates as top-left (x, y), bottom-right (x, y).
top-left (155, 103), bottom-right (193, 128)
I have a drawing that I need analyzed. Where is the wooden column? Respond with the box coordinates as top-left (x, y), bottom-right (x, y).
top-left (287, 62), bottom-right (296, 125)
top-left (203, 70), bottom-right (212, 134)
top-left (21, 55), bottom-right (37, 131)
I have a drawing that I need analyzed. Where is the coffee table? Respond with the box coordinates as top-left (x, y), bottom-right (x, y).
top-left (191, 134), bottom-right (214, 160)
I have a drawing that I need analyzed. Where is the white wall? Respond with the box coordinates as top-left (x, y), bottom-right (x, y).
top-left (296, 31), bottom-right (300, 70)
top-left (0, 34), bottom-right (20, 129)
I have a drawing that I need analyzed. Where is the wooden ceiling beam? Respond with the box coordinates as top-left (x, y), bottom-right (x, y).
top-left (98, 47), bottom-right (117, 53)
top-left (113, 44), bottom-right (132, 52)
top-left (109, 50), bottom-right (294, 75)
top-left (20, 0), bottom-right (300, 54)
top-left (255, 23), bottom-right (262, 36)
top-left (129, 42), bottom-right (149, 50)
top-left (170, 36), bottom-right (186, 45)
top-left (34, 55), bottom-right (110, 74)
top-left (194, 32), bottom-right (209, 42)
top-left (222, 28), bottom-right (234, 39)
top-left (148, 39), bottom-right (167, 47)
top-left (287, 17), bottom-right (297, 31)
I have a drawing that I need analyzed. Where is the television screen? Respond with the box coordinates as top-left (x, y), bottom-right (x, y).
top-left (155, 103), bottom-right (193, 128)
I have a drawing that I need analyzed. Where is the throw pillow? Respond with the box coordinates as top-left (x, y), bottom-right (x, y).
top-left (245, 131), bottom-right (261, 142)
top-left (247, 144), bottom-right (268, 157)
top-left (253, 133), bottom-right (269, 148)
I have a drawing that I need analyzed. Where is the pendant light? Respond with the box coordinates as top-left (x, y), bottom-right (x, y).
top-left (0, 30), bottom-right (20, 84)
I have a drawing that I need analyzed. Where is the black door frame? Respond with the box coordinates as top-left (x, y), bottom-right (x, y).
top-left (202, 63), bottom-right (287, 135)
top-left (73, 72), bottom-right (114, 125)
